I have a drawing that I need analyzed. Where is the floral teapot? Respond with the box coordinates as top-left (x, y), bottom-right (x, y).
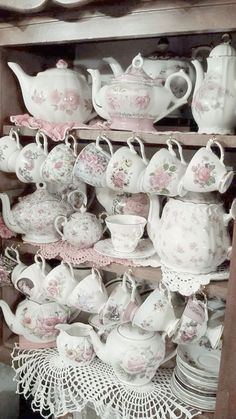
top-left (88, 322), bottom-right (175, 386)
top-left (191, 34), bottom-right (236, 134)
top-left (147, 193), bottom-right (236, 274)
top-left (0, 298), bottom-right (70, 343)
top-left (0, 183), bottom-right (78, 243)
top-left (88, 53), bottom-right (192, 131)
top-left (8, 59), bottom-right (93, 123)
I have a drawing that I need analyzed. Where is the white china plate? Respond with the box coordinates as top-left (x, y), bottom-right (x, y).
top-left (94, 238), bottom-right (156, 260)
top-left (177, 344), bottom-right (221, 377)
top-left (176, 360), bottom-right (218, 389)
top-left (175, 367), bottom-right (217, 394)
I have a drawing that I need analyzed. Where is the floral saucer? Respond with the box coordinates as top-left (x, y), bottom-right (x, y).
top-left (177, 344), bottom-right (221, 377)
top-left (94, 238), bottom-right (156, 260)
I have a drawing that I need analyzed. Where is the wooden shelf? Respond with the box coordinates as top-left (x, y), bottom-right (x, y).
top-left (3, 124), bottom-right (236, 148)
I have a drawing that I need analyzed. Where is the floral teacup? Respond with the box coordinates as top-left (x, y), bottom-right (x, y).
top-left (179, 138), bottom-right (234, 194)
top-left (15, 131), bottom-right (48, 183)
top-left (67, 268), bottom-right (108, 313)
top-left (41, 134), bottom-right (77, 184)
top-left (139, 138), bottom-right (187, 196)
top-left (44, 261), bottom-right (77, 305)
top-left (73, 134), bottom-right (113, 187)
top-left (0, 128), bottom-right (22, 172)
top-left (105, 214), bottom-right (146, 253)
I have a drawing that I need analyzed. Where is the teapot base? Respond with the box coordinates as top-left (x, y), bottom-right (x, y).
top-left (110, 117), bottom-right (155, 132)
top-left (198, 126), bottom-right (234, 135)
top-left (22, 234), bottom-right (59, 244)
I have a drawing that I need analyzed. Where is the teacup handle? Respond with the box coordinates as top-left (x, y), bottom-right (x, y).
top-left (122, 271), bottom-right (137, 302)
top-left (35, 131), bottom-right (48, 155)
top-left (127, 136), bottom-right (148, 165)
top-left (34, 253), bottom-right (47, 276)
top-left (65, 134), bottom-right (78, 157)
top-left (206, 137), bottom-right (225, 164)
top-left (92, 267), bottom-right (104, 293)
top-left (166, 137), bottom-right (187, 165)
top-left (61, 261), bottom-right (75, 280)
top-left (67, 190), bottom-right (88, 212)
top-left (96, 134), bottom-right (113, 156)
top-left (9, 128), bottom-right (21, 149)
top-left (4, 246), bottom-right (21, 264)
top-left (54, 215), bottom-right (68, 240)
top-left (98, 212), bottom-right (108, 234)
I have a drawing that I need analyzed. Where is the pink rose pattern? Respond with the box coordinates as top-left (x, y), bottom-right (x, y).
top-left (109, 159), bottom-right (133, 190)
top-left (178, 320), bottom-right (198, 343)
top-left (18, 149), bottom-right (42, 182)
top-left (74, 145), bottom-right (110, 187)
top-left (32, 88), bottom-right (82, 115)
top-left (149, 163), bottom-right (177, 194)
top-left (192, 162), bottom-right (216, 188)
top-left (65, 343), bottom-right (94, 363)
top-left (42, 145), bottom-right (75, 183)
top-left (21, 309), bottom-right (68, 340)
top-left (112, 193), bottom-right (149, 218)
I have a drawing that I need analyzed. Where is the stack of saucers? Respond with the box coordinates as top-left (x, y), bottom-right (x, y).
top-left (170, 344), bottom-right (221, 412)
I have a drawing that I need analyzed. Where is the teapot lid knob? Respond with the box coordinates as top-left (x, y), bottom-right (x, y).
top-left (132, 53), bottom-right (144, 69)
top-left (56, 59), bottom-right (68, 69)
top-left (222, 33), bottom-right (232, 45)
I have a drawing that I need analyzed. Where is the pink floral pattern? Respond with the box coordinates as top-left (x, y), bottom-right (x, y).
top-left (21, 308), bottom-right (68, 340)
top-left (32, 88), bottom-right (82, 116)
top-left (112, 193), bottom-right (149, 218)
top-left (149, 163), bottom-right (177, 194)
top-left (74, 144), bottom-right (110, 187)
top-left (65, 343), bottom-right (94, 363)
top-left (179, 320), bottom-right (198, 343)
top-left (18, 149), bottom-right (42, 182)
top-left (109, 159), bottom-right (133, 190)
top-left (192, 162), bottom-right (216, 188)
top-left (41, 144), bottom-right (76, 183)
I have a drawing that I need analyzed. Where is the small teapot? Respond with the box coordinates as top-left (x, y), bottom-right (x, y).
top-left (88, 53), bottom-right (192, 131)
top-left (88, 322), bottom-right (174, 386)
top-left (54, 192), bottom-right (105, 248)
top-left (8, 59), bottom-right (93, 124)
top-left (0, 298), bottom-right (70, 343)
top-left (0, 183), bottom-right (77, 243)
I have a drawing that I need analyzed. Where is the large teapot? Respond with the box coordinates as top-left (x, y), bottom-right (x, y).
top-left (191, 34), bottom-right (236, 134)
top-left (0, 183), bottom-right (76, 243)
top-left (8, 59), bottom-right (93, 124)
top-left (88, 322), bottom-right (170, 386)
top-left (0, 299), bottom-right (70, 343)
top-left (88, 53), bottom-right (192, 131)
top-left (147, 193), bottom-right (236, 274)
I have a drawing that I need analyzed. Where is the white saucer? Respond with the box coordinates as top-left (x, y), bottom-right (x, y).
top-left (177, 345), bottom-right (221, 377)
top-left (94, 238), bottom-right (156, 260)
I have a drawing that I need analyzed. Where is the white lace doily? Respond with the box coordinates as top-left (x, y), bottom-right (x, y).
top-left (12, 345), bottom-right (200, 419)
top-left (161, 265), bottom-right (229, 296)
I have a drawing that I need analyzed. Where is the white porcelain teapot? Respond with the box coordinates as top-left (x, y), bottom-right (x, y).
top-left (88, 53), bottom-right (192, 131)
top-left (0, 183), bottom-right (76, 243)
top-left (147, 193), bottom-right (236, 274)
top-left (191, 34), bottom-right (236, 134)
top-left (8, 59), bottom-right (93, 123)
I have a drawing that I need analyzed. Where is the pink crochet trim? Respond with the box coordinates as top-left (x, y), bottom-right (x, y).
top-left (10, 114), bottom-right (111, 142)
top-left (0, 215), bottom-right (16, 238)
top-left (31, 240), bottom-right (135, 267)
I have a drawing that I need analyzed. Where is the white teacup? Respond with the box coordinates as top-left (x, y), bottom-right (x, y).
top-left (132, 283), bottom-right (178, 334)
top-left (73, 134), bottom-right (113, 187)
top-left (15, 131), bottom-right (48, 183)
top-left (41, 134), bottom-right (77, 184)
top-left (172, 296), bottom-right (208, 345)
top-left (105, 214), bottom-right (146, 253)
top-left (106, 136), bottom-right (148, 193)
top-left (139, 138), bottom-right (187, 196)
top-left (67, 268), bottom-right (108, 313)
top-left (0, 128), bottom-right (22, 172)
top-left (179, 138), bottom-right (234, 194)
top-left (44, 261), bottom-right (77, 305)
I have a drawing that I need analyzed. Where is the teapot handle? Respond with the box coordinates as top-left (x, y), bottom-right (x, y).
top-left (65, 134), bottom-right (78, 157)
top-left (54, 215), bottom-right (68, 240)
top-left (35, 131), bottom-right (48, 155)
top-left (127, 136), bottom-right (148, 165)
top-left (153, 69), bottom-right (192, 123)
top-left (67, 190), bottom-right (87, 212)
top-left (4, 246), bottom-right (21, 264)
top-left (96, 134), bottom-right (113, 156)
top-left (34, 253), bottom-right (47, 277)
top-left (9, 128), bottom-right (21, 149)
top-left (166, 137), bottom-right (187, 165)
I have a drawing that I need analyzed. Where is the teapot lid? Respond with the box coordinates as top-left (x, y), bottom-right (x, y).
top-left (117, 323), bottom-right (155, 340)
top-left (38, 59), bottom-right (78, 76)
top-left (145, 37), bottom-right (187, 61)
top-left (209, 34), bottom-right (236, 57)
top-left (113, 54), bottom-right (155, 85)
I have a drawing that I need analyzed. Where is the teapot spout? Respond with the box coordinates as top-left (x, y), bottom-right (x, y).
top-left (88, 327), bottom-right (108, 364)
top-left (0, 193), bottom-right (24, 234)
top-left (87, 68), bottom-right (109, 120)
top-left (191, 59), bottom-right (205, 97)
top-left (103, 57), bottom-right (124, 76)
top-left (0, 300), bottom-right (21, 335)
top-left (8, 62), bottom-right (34, 112)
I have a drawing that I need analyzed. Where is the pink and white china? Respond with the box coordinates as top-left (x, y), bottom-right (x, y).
top-left (179, 138), bottom-right (234, 194)
top-left (88, 322), bottom-right (175, 386)
top-left (100, 272), bottom-right (140, 325)
top-left (73, 135), bottom-right (113, 187)
top-left (172, 296), bottom-right (208, 345)
top-left (0, 128), bottom-right (22, 172)
top-left (15, 131), bottom-right (48, 183)
top-left (54, 192), bottom-right (105, 248)
top-left (8, 59), bottom-right (93, 123)
top-left (106, 136), bottom-right (148, 193)
top-left (105, 214), bottom-right (146, 253)
top-left (44, 261), bottom-right (77, 305)
top-left (192, 34), bottom-right (236, 134)
top-left (139, 138), bottom-right (187, 196)
top-left (0, 183), bottom-right (75, 243)
top-left (94, 238), bottom-right (155, 260)
top-left (0, 298), bottom-right (70, 343)
top-left (67, 268), bottom-right (108, 313)
top-left (132, 283), bottom-right (178, 334)
top-left (88, 53), bottom-right (192, 131)
top-left (41, 134), bottom-right (77, 184)
top-left (55, 323), bottom-right (95, 366)
top-left (147, 193), bottom-right (235, 274)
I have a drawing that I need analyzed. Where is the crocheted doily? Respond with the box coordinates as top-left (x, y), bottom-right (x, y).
top-left (12, 345), bottom-right (200, 419)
